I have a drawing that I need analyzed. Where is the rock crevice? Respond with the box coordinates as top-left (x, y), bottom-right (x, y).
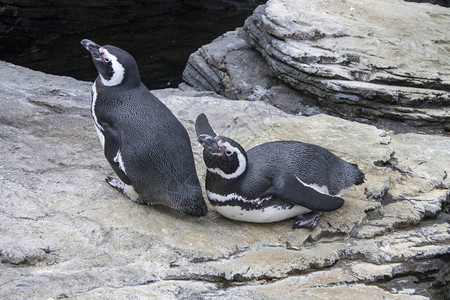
top-left (1, 61), bottom-right (449, 298)
top-left (183, 0), bottom-right (450, 130)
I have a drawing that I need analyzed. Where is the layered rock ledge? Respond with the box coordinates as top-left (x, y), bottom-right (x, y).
top-left (183, 0), bottom-right (450, 130)
top-left (1, 61), bottom-right (449, 298)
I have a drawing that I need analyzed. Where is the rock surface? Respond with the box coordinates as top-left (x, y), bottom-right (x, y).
top-left (0, 61), bottom-right (449, 299)
top-left (183, 0), bottom-right (450, 130)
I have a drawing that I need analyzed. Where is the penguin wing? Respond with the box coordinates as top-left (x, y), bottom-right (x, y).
top-left (195, 113), bottom-right (217, 137)
top-left (262, 173), bottom-right (344, 211)
top-left (101, 123), bottom-right (132, 185)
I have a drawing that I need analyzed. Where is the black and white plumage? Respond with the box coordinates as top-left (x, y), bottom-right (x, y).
top-left (81, 39), bottom-right (207, 216)
top-left (195, 113), bottom-right (365, 229)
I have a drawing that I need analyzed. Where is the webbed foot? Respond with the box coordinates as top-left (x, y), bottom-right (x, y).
top-left (292, 211), bottom-right (323, 229)
top-left (105, 176), bottom-right (142, 203)
top-left (106, 176), bottom-right (130, 198)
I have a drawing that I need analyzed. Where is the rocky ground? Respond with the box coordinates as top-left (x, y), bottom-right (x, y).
top-left (1, 0), bottom-right (450, 299)
top-left (183, 0), bottom-right (450, 131)
top-left (0, 58), bottom-right (449, 299)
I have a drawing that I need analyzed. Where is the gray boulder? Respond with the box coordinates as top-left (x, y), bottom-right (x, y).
top-left (0, 61), bottom-right (449, 298)
top-left (183, 0), bottom-right (450, 130)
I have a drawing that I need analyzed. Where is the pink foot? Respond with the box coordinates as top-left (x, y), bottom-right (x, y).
top-left (292, 211), bottom-right (323, 229)
top-left (105, 176), bottom-right (131, 199)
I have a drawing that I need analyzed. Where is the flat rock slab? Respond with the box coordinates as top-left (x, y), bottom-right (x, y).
top-left (244, 0), bottom-right (450, 126)
top-left (0, 61), bottom-right (449, 298)
top-left (184, 0), bottom-right (450, 130)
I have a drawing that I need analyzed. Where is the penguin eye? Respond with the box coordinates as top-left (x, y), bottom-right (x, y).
top-left (104, 57), bottom-right (111, 63)
top-left (225, 150), bottom-right (233, 156)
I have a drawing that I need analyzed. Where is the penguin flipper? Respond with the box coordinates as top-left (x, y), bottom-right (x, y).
top-left (101, 123), bottom-right (132, 185)
top-left (263, 174), bottom-right (344, 211)
top-left (195, 113), bottom-right (217, 137)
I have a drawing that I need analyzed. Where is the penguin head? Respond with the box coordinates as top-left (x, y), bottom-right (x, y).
top-left (198, 134), bottom-right (248, 179)
top-left (81, 39), bottom-right (140, 87)
top-left (195, 113), bottom-right (247, 179)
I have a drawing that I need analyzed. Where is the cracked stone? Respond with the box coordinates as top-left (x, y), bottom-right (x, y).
top-left (1, 59), bottom-right (449, 298)
top-left (183, 0), bottom-right (450, 131)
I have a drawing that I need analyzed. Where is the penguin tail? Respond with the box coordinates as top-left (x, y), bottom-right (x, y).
top-left (352, 163), bottom-right (365, 185)
top-left (185, 201), bottom-right (208, 217)
top-left (167, 178), bottom-right (208, 216)
top-left (356, 171), bottom-right (365, 185)
top-left (180, 192), bottom-right (208, 216)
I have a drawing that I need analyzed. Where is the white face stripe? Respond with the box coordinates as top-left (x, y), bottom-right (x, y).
top-left (206, 190), bottom-right (311, 223)
top-left (207, 142), bottom-right (247, 179)
top-left (91, 82), bottom-right (105, 149)
top-left (99, 48), bottom-right (125, 86)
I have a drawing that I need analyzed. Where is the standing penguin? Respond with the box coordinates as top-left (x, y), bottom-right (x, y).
top-left (81, 39), bottom-right (207, 216)
top-left (195, 113), bottom-right (365, 229)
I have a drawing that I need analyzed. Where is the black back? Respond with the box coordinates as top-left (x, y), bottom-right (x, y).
top-left (84, 39), bottom-right (207, 216)
top-left (95, 82), bottom-right (207, 215)
top-left (203, 139), bottom-right (364, 198)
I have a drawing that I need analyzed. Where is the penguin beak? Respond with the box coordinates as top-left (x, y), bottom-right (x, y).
top-left (198, 134), bottom-right (222, 154)
top-left (81, 39), bottom-right (102, 60)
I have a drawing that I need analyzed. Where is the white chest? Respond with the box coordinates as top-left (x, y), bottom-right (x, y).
top-left (91, 82), bottom-right (105, 150)
top-left (206, 191), bottom-right (310, 223)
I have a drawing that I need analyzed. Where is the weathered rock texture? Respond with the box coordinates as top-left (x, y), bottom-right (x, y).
top-left (183, 0), bottom-right (450, 130)
top-left (1, 61), bottom-right (449, 299)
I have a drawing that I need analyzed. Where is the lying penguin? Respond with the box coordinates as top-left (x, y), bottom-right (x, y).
top-left (195, 113), bottom-right (365, 229)
top-left (81, 39), bottom-right (207, 216)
